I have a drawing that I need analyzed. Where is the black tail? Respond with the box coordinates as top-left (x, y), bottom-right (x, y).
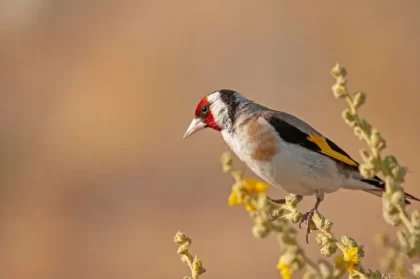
top-left (361, 176), bottom-right (420, 205)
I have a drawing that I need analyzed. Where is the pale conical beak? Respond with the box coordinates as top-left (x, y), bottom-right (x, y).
top-left (183, 118), bottom-right (207, 139)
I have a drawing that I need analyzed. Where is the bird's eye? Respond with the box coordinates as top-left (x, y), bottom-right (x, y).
top-left (201, 105), bottom-right (209, 114)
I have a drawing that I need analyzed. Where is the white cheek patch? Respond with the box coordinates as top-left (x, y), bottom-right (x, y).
top-left (206, 91), bottom-right (229, 126)
top-left (210, 100), bottom-right (227, 124)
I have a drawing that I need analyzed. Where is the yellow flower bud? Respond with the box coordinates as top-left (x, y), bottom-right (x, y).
top-left (180, 254), bottom-right (191, 265)
top-left (320, 243), bottom-right (336, 257)
top-left (222, 164), bottom-right (232, 173)
top-left (316, 233), bottom-right (329, 246)
top-left (359, 164), bottom-right (374, 178)
top-left (391, 191), bottom-right (404, 205)
top-left (383, 155), bottom-right (398, 169)
top-left (192, 256), bottom-right (205, 275)
top-left (354, 126), bottom-right (365, 140)
top-left (368, 155), bottom-right (382, 170)
top-left (252, 224), bottom-right (269, 238)
top-left (347, 237), bottom-right (358, 248)
top-left (177, 243), bottom-right (190, 255)
top-left (323, 218), bottom-right (333, 231)
top-left (228, 192), bottom-right (238, 206)
top-left (382, 194), bottom-right (399, 215)
top-left (370, 129), bottom-right (383, 148)
top-left (174, 231), bottom-right (187, 244)
top-left (243, 178), bottom-right (258, 191)
top-left (341, 235), bottom-right (351, 246)
top-left (331, 63), bottom-right (345, 78)
top-left (245, 203), bottom-right (256, 212)
top-left (391, 165), bottom-right (407, 182)
top-left (353, 92), bottom-right (366, 109)
top-left (255, 181), bottom-right (269, 192)
top-left (332, 83), bottom-right (347, 98)
top-left (342, 109), bottom-right (357, 127)
top-left (220, 152), bottom-right (233, 172)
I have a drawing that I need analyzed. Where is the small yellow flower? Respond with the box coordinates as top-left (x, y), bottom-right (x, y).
top-left (227, 178), bottom-right (269, 211)
top-left (243, 178), bottom-right (269, 193)
top-left (245, 203), bottom-right (255, 212)
top-left (228, 191), bottom-right (241, 206)
top-left (277, 255), bottom-right (293, 279)
top-left (335, 247), bottom-right (359, 274)
top-left (228, 190), bottom-right (255, 211)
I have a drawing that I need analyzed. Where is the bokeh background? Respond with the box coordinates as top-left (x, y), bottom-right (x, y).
top-left (1, 0), bottom-right (419, 278)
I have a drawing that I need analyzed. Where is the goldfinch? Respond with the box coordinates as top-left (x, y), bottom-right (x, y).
top-left (183, 89), bottom-right (419, 241)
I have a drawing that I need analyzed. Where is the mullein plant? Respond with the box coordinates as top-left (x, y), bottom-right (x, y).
top-left (331, 64), bottom-right (420, 278)
top-left (174, 64), bottom-right (420, 279)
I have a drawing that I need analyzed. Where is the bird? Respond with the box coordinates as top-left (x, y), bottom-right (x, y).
top-left (183, 89), bottom-right (420, 242)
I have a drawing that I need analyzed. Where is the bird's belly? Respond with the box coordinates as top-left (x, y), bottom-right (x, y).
top-left (247, 159), bottom-right (316, 196)
top-left (246, 144), bottom-right (344, 196)
top-left (222, 129), bottom-right (344, 196)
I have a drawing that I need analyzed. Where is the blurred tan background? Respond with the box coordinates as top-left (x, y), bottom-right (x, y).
top-left (0, 0), bottom-right (419, 278)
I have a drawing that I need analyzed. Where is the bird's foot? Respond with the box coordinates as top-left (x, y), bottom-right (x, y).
top-left (298, 208), bottom-right (320, 244)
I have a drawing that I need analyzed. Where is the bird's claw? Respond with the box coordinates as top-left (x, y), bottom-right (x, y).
top-left (298, 208), bottom-right (319, 244)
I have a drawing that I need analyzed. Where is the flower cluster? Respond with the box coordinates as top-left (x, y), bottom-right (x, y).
top-left (227, 177), bottom-right (269, 212)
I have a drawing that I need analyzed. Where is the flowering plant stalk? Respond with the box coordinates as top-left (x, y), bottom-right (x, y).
top-left (173, 231), bottom-right (206, 279)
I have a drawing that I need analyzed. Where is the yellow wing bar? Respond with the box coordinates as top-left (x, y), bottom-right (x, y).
top-left (307, 134), bottom-right (358, 167)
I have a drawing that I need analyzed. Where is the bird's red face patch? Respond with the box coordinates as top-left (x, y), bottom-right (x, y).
top-left (194, 97), bottom-right (221, 131)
